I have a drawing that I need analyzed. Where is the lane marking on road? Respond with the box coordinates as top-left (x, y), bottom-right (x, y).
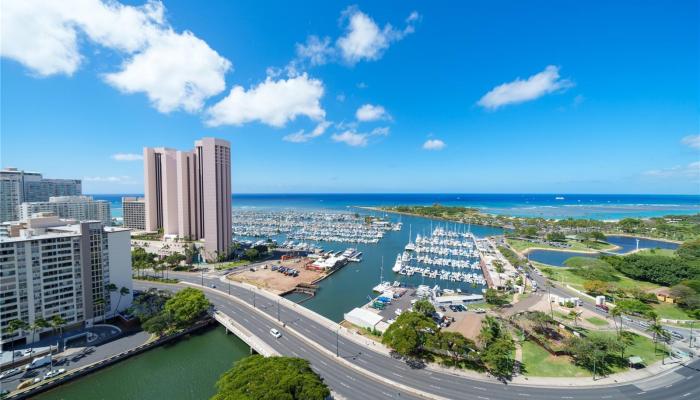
top-left (392, 372), bottom-right (403, 378)
top-left (477, 396), bottom-right (489, 400)
top-left (430, 376), bottom-right (442, 381)
top-left (561, 397), bottom-right (573, 399)
top-left (430, 384), bottom-right (440, 389)
top-left (473, 386), bottom-right (486, 391)
top-left (339, 381), bottom-right (350, 389)
top-left (636, 392), bottom-right (646, 395)
top-left (381, 391), bottom-right (393, 398)
top-left (682, 393), bottom-right (692, 397)
top-left (319, 360), bottom-right (328, 366)
top-left (601, 396), bottom-right (612, 399)
top-left (517, 393), bottom-right (530, 397)
top-left (356, 358), bottom-right (368, 364)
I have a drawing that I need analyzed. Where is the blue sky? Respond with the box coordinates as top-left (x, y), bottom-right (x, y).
top-left (1, 0), bottom-right (698, 194)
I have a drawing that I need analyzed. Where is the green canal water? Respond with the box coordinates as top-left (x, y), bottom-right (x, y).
top-left (36, 327), bottom-right (249, 400)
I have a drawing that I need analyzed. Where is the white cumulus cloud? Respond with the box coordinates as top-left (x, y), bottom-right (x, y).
top-left (83, 175), bottom-right (138, 184)
top-left (105, 30), bottom-right (231, 113)
top-left (423, 139), bottom-right (446, 151)
top-left (1, 0), bottom-right (231, 113)
top-left (356, 104), bottom-right (389, 122)
top-left (206, 73), bottom-right (325, 127)
top-left (681, 134), bottom-right (700, 149)
top-left (283, 121), bottom-right (332, 143)
top-left (478, 65), bottom-right (573, 110)
top-left (111, 153), bottom-right (143, 161)
top-left (643, 161), bottom-right (700, 178)
top-left (332, 130), bottom-right (369, 147)
top-left (337, 7), bottom-right (418, 65)
top-left (292, 7), bottom-right (419, 68)
top-left (331, 126), bottom-right (390, 147)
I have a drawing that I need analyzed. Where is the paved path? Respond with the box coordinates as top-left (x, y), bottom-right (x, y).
top-left (136, 272), bottom-right (700, 400)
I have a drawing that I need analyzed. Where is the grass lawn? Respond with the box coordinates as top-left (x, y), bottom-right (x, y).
top-left (539, 261), bottom-right (659, 293)
top-left (612, 332), bottom-right (667, 366)
top-left (636, 249), bottom-right (677, 257)
top-left (586, 316), bottom-right (609, 326)
top-left (507, 238), bottom-right (615, 253)
top-left (521, 341), bottom-right (590, 377)
top-left (652, 302), bottom-right (692, 320)
top-left (214, 260), bottom-right (251, 270)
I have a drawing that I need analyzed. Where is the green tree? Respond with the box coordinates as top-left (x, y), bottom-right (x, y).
top-left (484, 288), bottom-right (508, 306)
top-left (382, 311), bottom-right (436, 356)
top-left (646, 319), bottom-right (670, 353)
top-left (142, 313), bottom-right (171, 336)
top-left (413, 299), bottom-right (436, 317)
top-left (676, 239), bottom-right (700, 261)
top-left (430, 331), bottom-right (476, 364)
top-left (481, 337), bottom-right (515, 379)
top-left (546, 232), bottom-right (566, 242)
top-left (244, 248), bottom-right (260, 261)
top-left (29, 318), bottom-right (50, 353)
top-left (164, 288), bottom-right (210, 327)
top-left (6, 319), bottom-right (29, 362)
top-left (50, 315), bottom-right (66, 349)
top-left (112, 286), bottom-right (131, 318)
top-left (212, 355), bottom-right (330, 400)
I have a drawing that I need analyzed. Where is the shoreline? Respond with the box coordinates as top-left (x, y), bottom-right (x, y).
top-left (356, 206), bottom-right (507, 230)
top-left (360, 206), bottom-right (687, 246)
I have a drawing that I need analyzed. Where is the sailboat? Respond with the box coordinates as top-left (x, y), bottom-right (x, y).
top-left (372, 256), bottom-right (392, 292)
top-left (404, 224), bottom-right (416, 251)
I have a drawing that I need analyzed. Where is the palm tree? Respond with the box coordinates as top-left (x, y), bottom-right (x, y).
top-left (105, 283), bottom-right (117, 320)
top-left (569, 310), bottom-right (581, 327)
top-left (646, 319), bottom-right (669, 353)
top-left (113, 287), bottom-right (130, 319)
top-left (93, 298), bottom-right (106, 326)
top-left (6, 319), bottom-right (29, 362)
top-left (50, 315), bottom-right (66, 351)
top-left (610, 307), bottom-right (622, 336)
top-left (29, 318), bottom-right (50, 354)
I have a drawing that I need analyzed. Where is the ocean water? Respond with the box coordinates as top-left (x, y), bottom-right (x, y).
top-left (93, 193), bottom-right (699, 221)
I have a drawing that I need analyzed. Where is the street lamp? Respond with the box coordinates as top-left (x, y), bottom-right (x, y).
top-left (201, 268), bottom-right (204, 287)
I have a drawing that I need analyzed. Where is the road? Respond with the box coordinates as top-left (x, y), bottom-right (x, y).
top-left (137, 271), bottom-right (699, 400)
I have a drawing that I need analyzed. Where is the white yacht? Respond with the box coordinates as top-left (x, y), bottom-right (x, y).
top-left (392, 254), bottom-right (402, 272)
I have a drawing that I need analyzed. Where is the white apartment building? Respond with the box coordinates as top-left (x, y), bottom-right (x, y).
top-left (122, 197), bottom-right (146, 230)
top-left (0, 214), bottom-right (132, 345)
top-left (0, 168), bottom-right (81, 223)
top-left (19, 196), bottom-right (111, 226)
top-left (143, 138), bottom-right (232, 261)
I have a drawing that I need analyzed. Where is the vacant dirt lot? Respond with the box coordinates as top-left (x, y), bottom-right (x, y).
top-left (227, 257), bottom-right (324, 294)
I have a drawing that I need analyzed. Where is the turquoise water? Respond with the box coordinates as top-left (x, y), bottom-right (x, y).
top-left (526, 236), bottom-right (680, 267)
top-left (36, 327), bottom-right (249, 400)
top-left (284, 212), bottom-right (502, 321)
top-left (93, 193), bottom-right (700, 220)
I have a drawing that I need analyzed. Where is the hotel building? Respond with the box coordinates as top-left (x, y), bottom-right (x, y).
top-left (143, 138), bottom-right (232, 261)
top-left (0, 168), bottom-right (82, 223)
top-left (19, 196), bottom-right (111, 226)
top-left (122, 197), bottom-right (146, 230)
top-left (0, 214), bottom-right (132, 345)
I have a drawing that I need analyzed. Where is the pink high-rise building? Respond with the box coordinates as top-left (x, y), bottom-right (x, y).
top-left (143, 138), bottom-right (232, 261)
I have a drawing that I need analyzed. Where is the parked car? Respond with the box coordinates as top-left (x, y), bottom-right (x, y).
top-left (44, 368), bottom-right (66, 379)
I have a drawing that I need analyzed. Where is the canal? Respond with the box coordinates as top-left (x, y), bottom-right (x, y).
top-left (35, 327), bottom-right (249, 400)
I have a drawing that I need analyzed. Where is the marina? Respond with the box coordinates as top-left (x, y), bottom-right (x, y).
top-left (233, 210), bottom-right (400, 244)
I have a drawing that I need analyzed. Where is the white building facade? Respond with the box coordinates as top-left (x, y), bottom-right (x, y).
top-left (0, 215), bottom-right (132, 345)
top-left (19, 196), bottom-right (111, 226)
top-left (0, 168), bottom-right (81, 223)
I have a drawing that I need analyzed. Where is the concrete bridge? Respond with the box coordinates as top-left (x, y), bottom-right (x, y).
top-left (211, 311), bottom-right (278, 357)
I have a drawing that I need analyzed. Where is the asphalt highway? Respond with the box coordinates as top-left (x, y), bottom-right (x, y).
top-left (136, 272), bottom-right (699, 400)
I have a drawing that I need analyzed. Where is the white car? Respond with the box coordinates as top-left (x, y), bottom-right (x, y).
top-left (0, 368), bottom-right (21, 380)
top-left (269, 328), bottom-right (282, 339)
top-left (44, 368), bottom-right (66, 379)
